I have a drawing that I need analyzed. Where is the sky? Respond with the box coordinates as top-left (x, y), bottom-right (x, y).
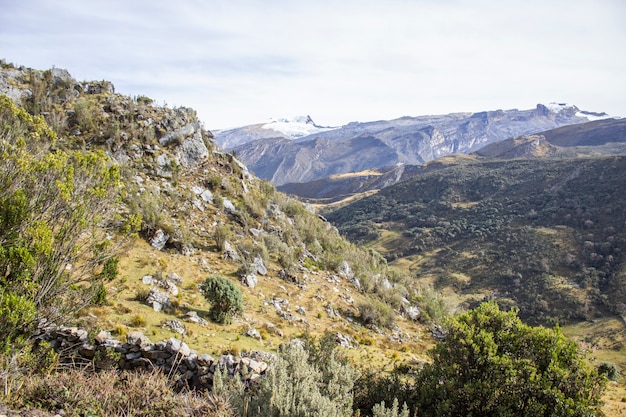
top-left (1, 0), bottom-right (625, 130)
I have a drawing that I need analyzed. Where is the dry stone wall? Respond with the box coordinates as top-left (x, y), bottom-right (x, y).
top-left (36, 326), bottom-right (271, 390)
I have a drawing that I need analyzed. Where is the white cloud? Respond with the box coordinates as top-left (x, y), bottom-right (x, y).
top-left (1, 0), bottom-right (625, 128)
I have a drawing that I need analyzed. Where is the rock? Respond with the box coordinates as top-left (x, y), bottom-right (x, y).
top-left (222, 241), bottom-right (239, 261)
top-left (178, 131), bottom-right (209, 168)
top-left (252, 256), bottom-right (267, 276)
top-left (146, 288), bottom-right (172, 312)
top-left (335, 333), bottom-right (354, 348)
top-left (142, 275), bottom-right (154, 285)
top-left (197, 353), bottom-right (214, 367)
top-left (199, 189), bottom-right (214, 203)
top-left (162, 279), bottom-right (179, 296)
top-left (166, 337), bottom-right (191, 357)
top-left (249, 227), bottom-right (263, 237)
top-left (296, 306), bottom-right (306, 315)
top-left (431, 325), bottom-right (448, 341)
top-left (403, 305), bottom-right (421, 321)
top-left (162, 320), bottom-right (186, 335)
top-left (159, 123), bottom-right (196, 147)
top-left (242, 274), bottom-right (258, 288)
top-left (167, 272), bottom-right (183, 283)
top-left (150, 229), bottom-right (169, 250)
top-left (223, 198), bottom-right (236, 214)
top-left (185, 311), bottom-right (208, 326)
top-left (94, 330), bottom-right (114, 344)
top-left (245, 328), bottom-right (262, 341)
top-left (339, 261), bottom-right (354, 279)
top-left (155, 153), bottom-right (173, 178)
top-left (126, 331), bottom-right (152, 347)
top-left (241, 357), bottom-right (268, 374)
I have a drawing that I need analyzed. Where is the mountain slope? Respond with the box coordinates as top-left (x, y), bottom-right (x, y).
top-left (222, 104), bottom-right (607, 186)
top-left (0, 61), bottom-right (429, 366)
top-left (326, 155), bottom-right (626, 326)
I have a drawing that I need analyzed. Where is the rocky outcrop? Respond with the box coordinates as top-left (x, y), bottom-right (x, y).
top-left (36, 327), bottom-right (271, 391)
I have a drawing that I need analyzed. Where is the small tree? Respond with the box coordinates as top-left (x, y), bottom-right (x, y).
top-left (414, 302), bottom-right (606, 417)
top-left (201, 275), bottom-right (243, 324)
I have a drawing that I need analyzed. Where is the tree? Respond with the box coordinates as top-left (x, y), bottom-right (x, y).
top-left (201, 275), bottom-right (243, 324)
top-left (0, 94), bottom-right (132, 347)
top-left (414, 302), bottom-right (606, 416)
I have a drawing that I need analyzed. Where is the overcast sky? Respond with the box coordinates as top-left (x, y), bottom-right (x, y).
top-left (1, 0), bottom-right (625, 129)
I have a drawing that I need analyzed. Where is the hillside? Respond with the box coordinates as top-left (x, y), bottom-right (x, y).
top-left (325, 153), bottom-right (626, 339)
top-left (0, 61), bottom-right (430, 366)
top-left (1, 61), bottom-right (623, 417)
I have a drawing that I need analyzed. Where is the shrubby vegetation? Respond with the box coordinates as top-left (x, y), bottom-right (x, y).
top-left (354, 302), bottom-right (606, 417)
top-left (201, 275), bottom-right (244, 325)
top-left (326, 157), bottom-right (626, 323)
top-left (0, 95), bottom-right (131, 351)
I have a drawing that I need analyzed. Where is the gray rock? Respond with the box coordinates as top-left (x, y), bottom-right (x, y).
top-left (339, 261), bottom-right (354, 279)
top-left (162, 320), bottom-right (186, 335)
top-left (178, 131), bottom-right (209, 168)
top-left (126, 331), bottom-right (152, 347)
top-left (252, 256), bottom-right (267, 276)
top-left (155, 153), bottom-right (173, 178)
top-left (245, 328), bottom-right (262, 341)
top-left (167, 272), bottom-right (183, 283)
top-left (159, 123), bottom-right (196, 147)
top-left (184, 311), bottom-right (208, 326)
top-left (222, 241), bottom-right (239, 261)
top-left (223, 198), bottom-right (236, 214)
top-left (242, 274), bottom-right (258, 288)
top-left (166, 337), bottom-right (191, 357)
top-left (146, 288), bottom-right (172, 312)
top-left (142, 275), bottom-right (154, 285)
top-left (150, 229), bottom-right (169, 250)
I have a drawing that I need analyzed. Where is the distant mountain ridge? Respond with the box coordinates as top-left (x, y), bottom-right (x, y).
top-left (216, 104), bottom-right (610, 186)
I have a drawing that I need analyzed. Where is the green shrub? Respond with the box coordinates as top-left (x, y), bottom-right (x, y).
top-left (414, 302), bottom-right (606, 416)
top-left (201, 275), bottom-right (243, 325)
top-left (357, 298), bottom-right (395, 329)
top-left (598, 362), bottom-right (620, 382)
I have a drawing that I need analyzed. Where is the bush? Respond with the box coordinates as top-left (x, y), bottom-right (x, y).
top-left (201, 275), bottom-right (243, 325)
top-left (413, 302), bottom-right (606, 416)
top-left (357, 298), bottom-right (395, 329)
top-left (244, 334), bottom-right (356, 417)
top-left (598, 362), bottom-right (620, 382)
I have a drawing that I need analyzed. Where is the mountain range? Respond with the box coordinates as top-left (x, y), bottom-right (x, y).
top-left (215, 104), bottom-right (611, 188)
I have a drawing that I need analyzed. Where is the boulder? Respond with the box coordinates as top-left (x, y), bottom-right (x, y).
top-left (146, 288), bottom-right (172, 312)
top-left (150, 229), bottom-right (169, 250)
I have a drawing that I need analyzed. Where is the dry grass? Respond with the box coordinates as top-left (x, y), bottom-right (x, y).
top-left (11, 368), bottom-right (234, 417)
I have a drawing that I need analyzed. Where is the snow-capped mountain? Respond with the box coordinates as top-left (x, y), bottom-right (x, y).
top-left (214, 115), bottom-right (337, 149)
top-left (223, 103), bottom-right (613, 186)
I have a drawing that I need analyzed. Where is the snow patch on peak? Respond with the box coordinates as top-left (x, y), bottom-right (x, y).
top-left (575, 110), bottom-right (613, 121)
top-left (262, 115), bottom-right (337, 139)
top-left (543, 103), bottom-right (613, 121)
top-left (545, 102), bottom-right (578, 113)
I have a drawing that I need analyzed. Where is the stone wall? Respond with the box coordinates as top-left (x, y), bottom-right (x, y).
top-left (36, 327), bottom-right (271, 390)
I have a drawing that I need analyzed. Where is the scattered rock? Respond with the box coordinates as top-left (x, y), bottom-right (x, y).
top-left (252, 256), bottom-right (267, 276)
top-left (245, 328), bottom-right (262, 341)
top-left (184, 311), bottom-right (208, 326)
top-left (145, 288), bottom-right (172, 312)
top-left (150, 229), bottom-right (169, 250)
top-left (162, 320), bottom-right (186, 335)
top-left (242, 274), bottom-right (258, 288)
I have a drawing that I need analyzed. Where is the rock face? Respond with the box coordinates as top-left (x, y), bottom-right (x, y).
top-left (219, 104), bottom-right (603, 186)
